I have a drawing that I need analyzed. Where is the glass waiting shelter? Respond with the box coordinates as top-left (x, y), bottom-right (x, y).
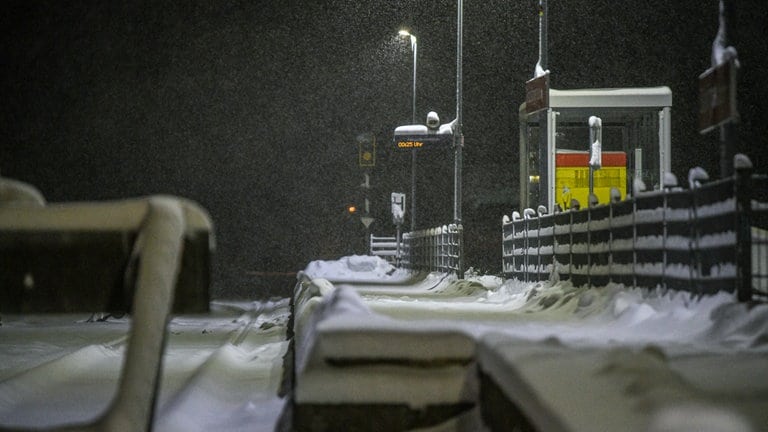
top-left (519, 86), bottom-right (672, 212)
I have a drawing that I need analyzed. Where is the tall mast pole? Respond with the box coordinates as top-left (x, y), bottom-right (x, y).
top-left (538, 0), bottom-right (549, 209)
top-left (454, 0), bottom-right (463, 224)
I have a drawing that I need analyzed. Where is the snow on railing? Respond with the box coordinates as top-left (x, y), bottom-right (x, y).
top-left (503, 156), bottom-right (766, 301)
top-left (400, 224), bottom-right (463, 275)
top-left (749, 173), bottom-right (768, 299)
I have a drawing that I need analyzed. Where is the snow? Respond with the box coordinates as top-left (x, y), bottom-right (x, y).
top-left (534, 61), bottom-right (549, 79)
top-left (302, 254), bottom-right (412, 283)
top-left (437, 119), bottom-right (457, 135)
top-left (0, 300), bottom-right (290, 432)
top-left (293, 255), bottom-right (768, 431)
top-left (710, 0), bottom-right (740, 68)
top-left (394, 124), bottom-right (429, 135)
top-left (0, 177), bottom-right (46, 206)
top-left (3, 252), bottom-right (766, 431)
top-left (0, 195), bottom-right (214, 244)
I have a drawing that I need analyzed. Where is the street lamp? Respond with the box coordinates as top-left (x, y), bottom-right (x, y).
top-left (398, 30), bottom-right (417, 124)
top-left (398, 29), bottom-right (418, 231)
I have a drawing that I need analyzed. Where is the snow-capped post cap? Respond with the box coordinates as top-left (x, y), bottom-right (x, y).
top-left (537, 205), bottom-right (548, 216)
top-left (610, 187), bottom-right (622, 203)
top-left (688, 166), bottom-right (709, 189)
top-left (663, 172), bottom-right (679, 189)
top-left (570, 198), bottom-right (580, 211)
top-left (733, 153), bottom-right (752, 171)
top-left (633, 178), bottom-right (647, 195)
top-left (512, 211), bottom-right (522, 221)
top-left (523, 208), bottom-right (536, 219)
top-left (588, 194), bottom-right (599, 208)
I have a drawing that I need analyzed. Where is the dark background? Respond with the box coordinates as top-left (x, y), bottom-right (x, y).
top-left (2, 1), bottom-right (766, 298)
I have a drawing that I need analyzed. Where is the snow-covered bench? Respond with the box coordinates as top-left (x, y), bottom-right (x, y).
top-left (0, 177), bottom-right (214, 314)
top-left (477, 332), bottom-right (765, 432)
top-left (292, 276), bottom-right (478, 430)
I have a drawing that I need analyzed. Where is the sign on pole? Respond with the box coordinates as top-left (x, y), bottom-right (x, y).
top-left (392, 124), bottom-right (454, 152)
top-left (360, 216), bottom-right (374, 229)
top-left (525, 72), bottom-right (549, 115)
top-left (393, 135), bottom-right (453, 151)
top-left (698, 59), bottom-right (738, 134)
top-left (391, 192), bottom-right (405, 225)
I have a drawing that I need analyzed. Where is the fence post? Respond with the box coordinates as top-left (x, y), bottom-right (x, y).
top-left (608, 188), bottom-right (620, 285)
top-left (587, 203), bottom-right (592, 288)
top-left (536, 214), bottom-right (542, 282)
top-left (688, 167), bottom-right (709, 296)
top-left (662, 187), bottom-right (668, 292)
top-left (522, 212), bottom-right (528, 282)
top-left (510, 215), bottom-right (516, 278)
top-left (441, 225), bottom-right (448, 273)
top-left (734, 155), bottom-right (753, 302)
top-left (568, 207), bottom-right (574, 282)
top-left (632, 194), bottom-right (637, 289)
top-left (524, 208), bottom-right (536, 282)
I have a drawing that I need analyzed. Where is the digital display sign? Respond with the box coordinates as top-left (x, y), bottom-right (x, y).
top-left (396, 140), bottom-right (424, 149)
top-left (392, 134), bottom-right (453, 151)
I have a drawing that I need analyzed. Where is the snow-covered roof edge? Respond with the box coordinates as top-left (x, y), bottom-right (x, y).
top-left (549, 87), bottom-right (672, 109)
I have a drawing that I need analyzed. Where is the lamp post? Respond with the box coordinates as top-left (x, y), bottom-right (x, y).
top-left (399, 29), bottom-right (418, 231)
top-left (454, 0), bottom-right (463, 225)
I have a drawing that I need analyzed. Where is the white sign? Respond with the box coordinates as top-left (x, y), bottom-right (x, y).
top-left (360, 216), bottom-right (375, 229)
top-left (391, 193), bottom-right (406, 225)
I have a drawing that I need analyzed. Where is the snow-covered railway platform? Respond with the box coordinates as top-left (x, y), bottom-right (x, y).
top-left (2, 253), bottom-right (766, 431)
top-left (0, 300), bottom-right (291, 432)
top-left (293, 255), bottom-right (768, 431)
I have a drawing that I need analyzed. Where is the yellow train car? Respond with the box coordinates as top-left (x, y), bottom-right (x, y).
top-left (555, 150), bottom-right (627, 210)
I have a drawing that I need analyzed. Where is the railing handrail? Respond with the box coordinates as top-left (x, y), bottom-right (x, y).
top-left (502, 160), bottom-right (766, 302)
top-left (400, 223), bottom-right (463, 275)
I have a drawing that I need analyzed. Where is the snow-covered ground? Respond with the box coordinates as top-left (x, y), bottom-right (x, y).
top-left (0, 300), bottom-right (291, 432)
top-left (2, 254), bottom-right (766, 431)
top-left (297, 255), bottom-right (768, 431)
top-left (302, 255), bottom-right (768, 354)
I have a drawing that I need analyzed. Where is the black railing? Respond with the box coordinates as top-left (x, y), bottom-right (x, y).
top-left (503, 159), bottom-right (767, 301)
top-left (401, 224), bottom-right (463, 275)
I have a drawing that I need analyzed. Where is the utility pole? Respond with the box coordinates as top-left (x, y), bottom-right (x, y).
top-left (719, 0), bottom-right (736, 179)
top-left (537, 0), bottom-right (549, 208)
top-left (454, 0), bottom-right (463, 225)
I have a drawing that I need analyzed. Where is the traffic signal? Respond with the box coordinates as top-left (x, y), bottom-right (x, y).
top-left (347, 205), bottom-right (357, 214)
top-left (357, 134), bottom-right (376, 167)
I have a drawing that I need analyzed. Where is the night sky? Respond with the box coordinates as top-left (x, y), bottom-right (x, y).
top-left (2, 1), bottom-right (767, 298)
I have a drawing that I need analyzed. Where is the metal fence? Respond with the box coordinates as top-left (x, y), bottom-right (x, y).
top-left (400, 224), bottom-right (463, 274)
top-left (502, 160), bottom-right (767, 302)
top-left (369, 234), bottom-right (399, 263)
